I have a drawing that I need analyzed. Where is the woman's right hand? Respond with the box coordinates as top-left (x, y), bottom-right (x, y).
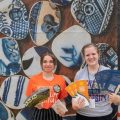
top-left (72, 97), bottom-right (85, 110)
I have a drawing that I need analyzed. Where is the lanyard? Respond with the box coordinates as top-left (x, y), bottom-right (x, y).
top-left (87, 65), bottom-right (100, 89)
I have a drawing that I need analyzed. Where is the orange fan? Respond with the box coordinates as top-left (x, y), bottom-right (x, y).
top-left (65, 80), bottom-right (90, 106)
top-left (65, 82), bottom-right (77, 97)
top-left (75, 80), bottom-right (89, 100)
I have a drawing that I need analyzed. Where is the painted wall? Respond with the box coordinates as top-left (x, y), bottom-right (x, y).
top-left (0, 0), bottom-right (118, 119)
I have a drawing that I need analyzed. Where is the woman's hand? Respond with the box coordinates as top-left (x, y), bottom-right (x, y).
top-left (108, 93), bottom-right (120, 105)
top-left (72, 97), bottom-right (85, 110)
top-left (52, 99), bottom-right (68, 117)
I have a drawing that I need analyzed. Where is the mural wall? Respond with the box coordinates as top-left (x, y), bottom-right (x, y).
top-left (0, 0), bottom-right (118, 119)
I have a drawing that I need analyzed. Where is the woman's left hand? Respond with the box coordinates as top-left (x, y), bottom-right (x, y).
top-left (108, 93), bottom-right (120, 105)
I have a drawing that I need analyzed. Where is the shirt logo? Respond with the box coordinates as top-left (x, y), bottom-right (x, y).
top-left (53, 84), bottom-right (61, 93)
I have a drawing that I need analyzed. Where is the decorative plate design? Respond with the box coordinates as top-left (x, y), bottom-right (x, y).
top-left (52, 25), bottom-right (91, 68)
top-left (0, 75), bottom-right (29, 109)
top-left (0, 101), bottom-right (15, 120)
top-left (0, 0), bottom-right (29, 40)
top-left (22, 46), bottom-right (56, 77)
top-left (97, 43), bottom-right (118, 70)
top-left (29, 1), bottom-right (61, 46)
top-left (49, 0), bottom-right (72, 6)
top-left (71, 0), bottom-right (114, 35)
top-left (0, 37), bottom-right (22, 76)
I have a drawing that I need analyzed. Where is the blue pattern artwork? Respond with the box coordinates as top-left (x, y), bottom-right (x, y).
top-left (71, 0), bottom-right (114, 35)
top-left (0, 0), bottom-right (29, 40)
top-left (0, 101), bottom-right (15, 120)
top-left (60, 45), bottom-right (82, 68)
top-left (41, 14), bottom-right (59, 40)
top-left (97, 43), bottom-right (118, 70)
top-left (29, 2), bottom-right (41, 41)
top-left (0, 75), bottom-right (29, 109)
top-left (29, 1), bottom-right (61, 46)
top-left (50, 0), bottom-right (73, 6)
top-left (0, 37), bottom-right (22, 76)
top-left (52, 25), bottom-right (91, 68)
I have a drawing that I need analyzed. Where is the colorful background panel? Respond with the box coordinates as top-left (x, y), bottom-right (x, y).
top-left (29, 1), bottom-right (61, 46)
top-left (52, 25), bottom-right (91, 68)
top-left (0, 75), bottom-right (29, 109)
top-left (71, 0), bottom-right (114, 35)
top-left (0, 37), bottom-right (22, 76)
top-left (0, 0), bottom-right (29, 40)
top-left (22, 46), bottom-right (56, 77)
top-left (0, 101), bottom-right (15, 120)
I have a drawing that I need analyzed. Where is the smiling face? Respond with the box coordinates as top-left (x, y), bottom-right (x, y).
top-left (83, 45), bottom-right (99, 67)
top-left (41, 54), bottom-right (55, 73)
